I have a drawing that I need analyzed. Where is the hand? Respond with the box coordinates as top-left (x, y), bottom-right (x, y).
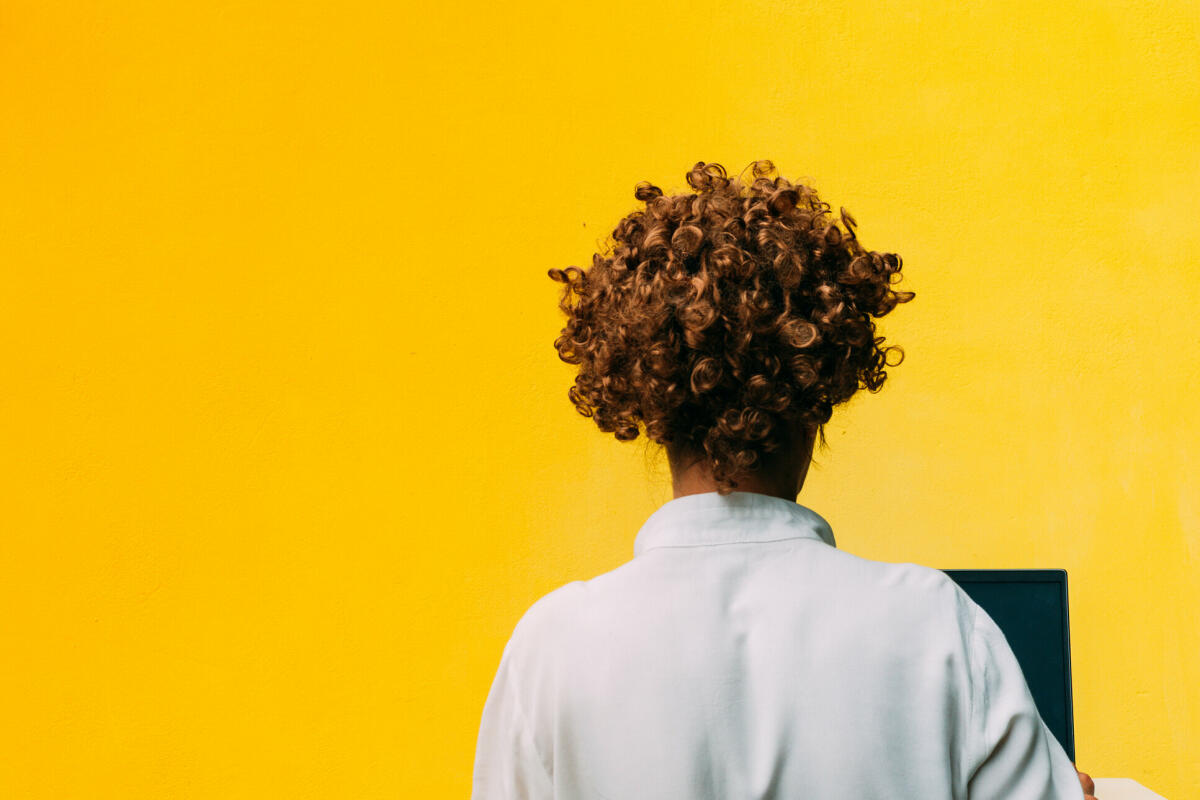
top-left (1076, 766), bottom-right (1096, 799)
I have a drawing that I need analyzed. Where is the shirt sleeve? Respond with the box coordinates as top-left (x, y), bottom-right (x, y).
top-left (964, 602), bottom-right (1084, 799)
top-left (471, 640), bottom-right (554, 800)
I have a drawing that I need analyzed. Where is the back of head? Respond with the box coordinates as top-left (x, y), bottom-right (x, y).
top-left (548, 160), bottom-right (915, 495)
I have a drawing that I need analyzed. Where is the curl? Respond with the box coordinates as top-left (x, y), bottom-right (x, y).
top-left (550, 160), bottom-right (915, 494)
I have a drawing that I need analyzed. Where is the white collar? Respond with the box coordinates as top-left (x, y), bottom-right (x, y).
top-left (633, 490), bottom-right (837, 556)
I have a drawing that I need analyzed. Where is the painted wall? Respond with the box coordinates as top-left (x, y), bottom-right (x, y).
top-left (2, 1), bottom-right (1197, 797)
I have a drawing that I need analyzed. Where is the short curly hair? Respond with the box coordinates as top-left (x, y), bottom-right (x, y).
top-left (548, 160), bottom-right (915, 495)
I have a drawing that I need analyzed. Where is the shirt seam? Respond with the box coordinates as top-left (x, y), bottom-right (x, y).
top-left (966, 599), bottom-right (985, 788)
top-left (503, 645), bottom-right (554, 785)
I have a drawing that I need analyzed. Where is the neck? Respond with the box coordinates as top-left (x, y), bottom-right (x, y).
top-left (667, 424), bottom-right (816, 502)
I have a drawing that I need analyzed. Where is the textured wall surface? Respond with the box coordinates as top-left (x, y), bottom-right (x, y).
top-left (2, 1), bottom-right (1197, 797)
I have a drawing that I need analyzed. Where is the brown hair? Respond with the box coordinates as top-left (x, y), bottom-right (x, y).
top-left (548, 160), bottom-right (914, 495)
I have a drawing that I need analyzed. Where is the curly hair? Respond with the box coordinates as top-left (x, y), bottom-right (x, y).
top-left (548, 160), bottom-right (915, 495)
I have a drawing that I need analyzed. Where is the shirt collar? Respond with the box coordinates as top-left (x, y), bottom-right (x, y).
top-left (633, 490), bottom-right (837, 557)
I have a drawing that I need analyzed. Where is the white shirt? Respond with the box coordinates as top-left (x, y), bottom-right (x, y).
top-left (473, 490), bottom-right (1084, 799)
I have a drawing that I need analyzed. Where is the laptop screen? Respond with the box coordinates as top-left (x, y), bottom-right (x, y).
top-left (941, 569), bottom-right (1075, 763)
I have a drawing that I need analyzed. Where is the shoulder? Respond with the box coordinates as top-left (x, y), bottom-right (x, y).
top-left (508, 552), bottom-right (664, 638)
top-left (825, 548), bottom-right (967, 600)
top-left (816, 550), bottom-right (979, 637)
top-left (502, 578), bottom-right (590, 663)
top-left (501, 556), bottom-right (656, 669)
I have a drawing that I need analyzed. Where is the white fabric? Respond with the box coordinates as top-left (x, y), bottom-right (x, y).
top-left (472, 490), bottom-right (1084, 799)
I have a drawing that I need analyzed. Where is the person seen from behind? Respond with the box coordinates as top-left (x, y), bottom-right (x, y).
top-left (473, 160), bottom-right (1098, 799)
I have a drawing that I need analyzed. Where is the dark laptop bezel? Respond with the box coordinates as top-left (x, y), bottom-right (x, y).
top-left (941, 568), bottom-right (1075, 763)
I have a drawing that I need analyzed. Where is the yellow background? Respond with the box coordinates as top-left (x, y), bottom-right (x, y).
top-left (2, 1), bottom-right (1197, 797)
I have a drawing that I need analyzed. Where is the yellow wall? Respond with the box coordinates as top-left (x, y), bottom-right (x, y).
top-left (2, 1), bottom-right (1197, 797)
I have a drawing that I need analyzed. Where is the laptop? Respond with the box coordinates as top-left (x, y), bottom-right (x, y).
top-left (941, 569), bottom-right (1075, 762)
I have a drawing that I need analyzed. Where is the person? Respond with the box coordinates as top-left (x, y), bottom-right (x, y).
top-left (472, 160), bottom-right (1097, 799)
